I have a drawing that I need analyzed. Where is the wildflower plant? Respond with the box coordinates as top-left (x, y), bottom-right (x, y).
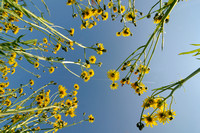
top-left (0, 0), bottom-right (199, 132)
top-left (0, 0), bottom-right (105, 82)
top-left (0, 0), bottom-right (100, 132)
top-left (104, 0), bottom-right (199, 130)
top-left (0, 80), bottom-right (93, 132)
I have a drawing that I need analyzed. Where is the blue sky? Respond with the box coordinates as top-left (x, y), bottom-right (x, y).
top-left (7, 0), bottom-right (200, 133)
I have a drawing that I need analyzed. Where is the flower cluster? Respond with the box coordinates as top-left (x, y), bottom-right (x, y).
top-left (107, 69), bottom-right (120, 90)
top-left (66, 0), bottom-right (108, 30)
top-left (140, 96), bottom-right (176, 128)
top-left (0, 52), bottom-right (18, 81)
top-left (0, 1), bottom-right (99, 132)
top-left (107, 62), bottom-right (150, 95)
top-left (0, 80), bottom-right (94, 132)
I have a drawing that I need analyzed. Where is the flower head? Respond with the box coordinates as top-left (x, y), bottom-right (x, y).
top-left (58, 85), bottom-right (67, 98)
top-left (34, 62), bottom-right (39, 68)
top-left (110, 82), bottom-right (119, 90)
top-left (89, 56), bottom-right (96, 64)
top-left (107, 70), bottom-right (120, 81)
top-left (49, 66), bottom-right (55, 74)
top-left (74, 84), bottom-right (79, 90)
top-left (29, 79), bottom-right (34, 86)
top-left (142, 113), bottom-right (157, 128)
top-left (43, 37), bottom-right (48, 43)
top-left (69, 28), bottom-right (74, 36)
top-left (88, 114), bottom-right (95, 123)
top-left (88, 69), bottom-right (94, 77)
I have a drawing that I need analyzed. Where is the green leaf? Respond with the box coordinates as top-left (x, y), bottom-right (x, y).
top-left (0, 50), bottom-right (5, 56)
top-left (16, 35), bottom-right (25, 43)
top-left (22, 39), bottom-right (37, 45)
top-left (23, 55), bottom-right (34, 65)
top-left (41, 0), bottom-right (50, 15)
top-left (179, 48), bottom-right (200, 55)
top-left (190, 44), bottom-right (200, 46)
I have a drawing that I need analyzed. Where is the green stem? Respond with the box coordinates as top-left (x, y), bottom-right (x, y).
top-left (0, 105), bottom-right (61, 116)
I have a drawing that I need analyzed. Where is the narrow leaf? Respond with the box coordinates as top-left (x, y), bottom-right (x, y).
top-left (179, 48), bottom-right (200, 55)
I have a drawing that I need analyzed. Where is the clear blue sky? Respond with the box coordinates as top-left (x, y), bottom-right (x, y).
top-left (9, 0), bottom-right (200, 133)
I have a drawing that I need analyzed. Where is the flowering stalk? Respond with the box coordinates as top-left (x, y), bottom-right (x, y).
top-left (138, 67), bottom-right (200, 130)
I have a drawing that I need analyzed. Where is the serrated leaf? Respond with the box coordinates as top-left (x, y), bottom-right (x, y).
top-left (179, 48), bottom-right (200, 55)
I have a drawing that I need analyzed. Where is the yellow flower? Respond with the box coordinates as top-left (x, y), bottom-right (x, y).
top-left (89, 56), bottom-right (96, 64)
top-left (11, 68), bottom-right (15, 74)
top-left (55, 43), bottom-right (61, 52)
top-left (154, 96), bottom-right (167, 109)
top-left (15, 10), bottom-right (23, 17)
top-left (88, 114), bottom-right (95, 123)
top-left (120, 5), bottom-right (126, 14)
top-left (88, 23), bottom-right (94, 29)
top-left (116, 32), bottom-right (121, 37)
top-left (34, 62), bottom-right (39, 68)
top-left (102, 12), bottom-right (108, 21)
top-left (107, 2), bottom-right (113, 8)
top-left (81, 71), bottom-right (88, 78)
top-left (166, 109), bottom-right (176, 120)
top-left (29, 79), bottom-right (34, 86)
top-left (131, 82), bottom-right (147, 96)
top-left (65, 108), bottom-right (76, 117)
top-left (72, 97), bottom-right (77, 102)
top-left (66, 0), bottom-right (76, 5)
top-left (68, 41), bottom-right (73, 46)
top-left (44, 96), bottom-right (50, 106)
top-left (74, 84), bottom-right (79, 90)
top-left (156, 109), bottom-right (169, 125)
top-left (54, 114), bottom-right (62, 120)
top-left (58, 85), bottom-right (67, 98)
top-left (65, 99), bottom-right (72, 107)
top-left (138, 64), bottom-right (150, 74)
top-left (80, 23), bottom-right (86, 30)
top-left (73, 90), bottom-right (78, 96)
top-left (142, 96), bottom-right (156, 109)
top-left (110, 82), bottom-right (119, 90)
top-left (107, 69), bottom-right (120, 81)
top-left (12, 26), bottom-right (19, 34)
top-left (5, 82), bottom-right (9, 88)
top-left (113, 7), bottom-right (117, 13)
top-left (13, 62), bottom-right (18, 67)
top-left (43, 37), bottom-right (48, 44)
top-left (88, 69), bottom-right (94, 77)
top-left (4, 98), bottom-right (11, 106)
top-left (84, 76), bottom-right (90, 82)
top-left (11, 52), bottom-right (17, 58)
top-left (122, 27), bottom-right (131, 37)
top-left (49, 66), bottom-right (55, 74)
top-left (2, 11), bottom-right (8, 17)
top-left (125, 11), bottom-right (136, 21)
top-left (29, 27), bottom-right (33, 32)
top-left (142, 113), bottom-right (157, 128)
top-left (85, 64), bottom-right (90, 68)
top-left (0, 26), bottom-right (3, 31)
top-left (82, 8), bottom-right (93, 19)
top-left (0, 87), bottom-right (5, 94)
top-left (69, 28), bottom-right (74, 36)
top-left (19, 88), bottom-right (23, 94)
